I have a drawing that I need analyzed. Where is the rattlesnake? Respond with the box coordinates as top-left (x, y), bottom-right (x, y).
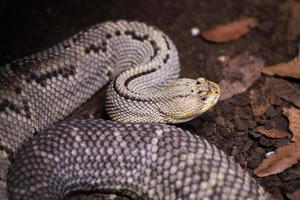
top-left (0, 21), bottom-right (270, 199)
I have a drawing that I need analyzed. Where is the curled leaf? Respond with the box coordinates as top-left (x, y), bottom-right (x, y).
top-left (254, 107), bottom-right (300, 177)
top-left (254, 140), bottom-right (300, 177)
top-left (250, 89), bottom-right (272, 116)
top-left (219, 52), bottom-right (264, 100)
top-left (201, 17), bottom-right (257, 43)
top-left (265, 77), bottom-right (300, 108)
top-left (262, 56), bottom-right (300, 79)
top-left (283, 107), bottom-right (300, 141)
top-left (256, 127), bottom-right (289, 139)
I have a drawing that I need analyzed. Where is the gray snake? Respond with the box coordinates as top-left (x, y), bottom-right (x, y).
top-left (0, 21), bottom-right (270, 199)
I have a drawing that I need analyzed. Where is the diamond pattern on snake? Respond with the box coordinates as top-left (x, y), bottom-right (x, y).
top-left (0, 21), bottom-right (270, 200)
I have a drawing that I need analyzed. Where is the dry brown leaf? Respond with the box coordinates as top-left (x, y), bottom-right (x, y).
top-left (250, 89), bottom-right (272, 116)
top-left (201, 17), bottom-right (257, 43)
top-left (254, 140), bottom-right (300, 177)
top-left (265, 77), bottom-right (300, 108)
top-left (219, 52), bottom-right (264, 100)
top-left (262, 56), bottom-right (300, 79)
top-left (254, 106), bottom-right (300, 177)
top-left (283, 107), bottom-right (300, 141)
top-left (256, 127), bottom-right (289, 138)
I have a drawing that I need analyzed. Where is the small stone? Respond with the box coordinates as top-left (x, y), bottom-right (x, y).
top-left (217, 55), bottom-right (227, 63)
top-left (191, 27), bottom-right (200, 36)
top-left (265, 151), bottom-right (275, 158)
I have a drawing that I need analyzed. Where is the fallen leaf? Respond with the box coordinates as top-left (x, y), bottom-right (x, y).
top-left (283, 107), bottom-right (300, 141)
top-left (201, 17), bottom-right (257, 43)
top-left (254, 140), bottom-right (300, 177)
top-left (256, 127), bottom-right (289, 138)
top-left (265, 77), bottom-right (300, 108)
top-left (254, 106), bottom-right (300, 177)
top-left (219, 52), bottom-right (264, 100)
top-left (250, 89), bottom-right (272, 116)
top-left (262, 56), bottom-right (300, 79)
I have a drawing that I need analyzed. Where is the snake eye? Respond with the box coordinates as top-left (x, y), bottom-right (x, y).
top-left (201, 96), bottom-right (207, 101)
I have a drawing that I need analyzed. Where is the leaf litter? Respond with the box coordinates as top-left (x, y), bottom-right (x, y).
top-left (254, 107), bottom-right (300, 177)
top-left (201, 17), bottom-right (257, 43)
top-left (219, 52), bottom-right (264, 100)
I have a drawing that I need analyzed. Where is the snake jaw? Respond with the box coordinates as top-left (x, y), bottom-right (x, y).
top-left (161, 78), bottom-right (220, 124)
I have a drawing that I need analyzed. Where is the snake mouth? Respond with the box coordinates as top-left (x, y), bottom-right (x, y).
top-left (164, 80), bottom-right (221, 124)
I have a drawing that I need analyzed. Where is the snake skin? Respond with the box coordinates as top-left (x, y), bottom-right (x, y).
top-left (0, 21), bottom-right (270, 199)
top-left (8, 119), bottom-right (268, 200)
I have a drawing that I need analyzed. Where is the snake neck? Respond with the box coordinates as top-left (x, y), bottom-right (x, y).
top-left (103, 21), bottom-right (181, 123)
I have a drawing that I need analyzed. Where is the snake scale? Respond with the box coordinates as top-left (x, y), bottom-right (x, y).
top-left (0, 21), bottom-right (270, 199)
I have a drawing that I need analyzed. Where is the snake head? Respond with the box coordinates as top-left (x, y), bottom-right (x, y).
top-left (159, 77), bottom-right (220, 123)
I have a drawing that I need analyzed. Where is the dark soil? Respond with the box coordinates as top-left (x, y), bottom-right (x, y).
top-left (1, 0), bottom-right (300, 199)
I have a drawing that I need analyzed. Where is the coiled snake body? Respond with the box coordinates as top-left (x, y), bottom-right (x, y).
top-left (0, 21), bottom-right (270, 199)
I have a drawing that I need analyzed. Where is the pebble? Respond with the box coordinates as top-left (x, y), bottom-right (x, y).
top-left (217, 55), bottom-right (227, 63)
top-left (190, 27), bottom-right (200, 36)
top-left (265, 151), bottom-right (275, 158)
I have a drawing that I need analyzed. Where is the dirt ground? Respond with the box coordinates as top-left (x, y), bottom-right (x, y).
top-left (1, 0), bottom-right (300, 199)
